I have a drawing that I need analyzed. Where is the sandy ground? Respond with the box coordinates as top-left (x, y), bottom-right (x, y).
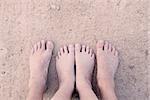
top-left (0, 0), bottom-right (149, 100)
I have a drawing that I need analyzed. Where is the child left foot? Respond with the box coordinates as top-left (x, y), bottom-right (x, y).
top-left (75, 44), bottom-right (95, 89)
top-left (29, 40), bottom-right (54, 93)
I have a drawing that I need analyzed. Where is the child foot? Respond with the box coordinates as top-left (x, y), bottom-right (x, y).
top-left (56, 45), bottom-right (75, 87)
top-left (29, 40), bottom-right (54, 93)
top-left (96, 40), bottom-right (119, 88)
top-left (75, 44), bottom-right (95, 88)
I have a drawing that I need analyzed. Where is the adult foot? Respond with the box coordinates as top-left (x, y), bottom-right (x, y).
top-left (96, 40), bottom-right (119, 89)
top-left (29, 40), bottom-right (54, 93)
top-left (96, 40), bottom-right (119, 100)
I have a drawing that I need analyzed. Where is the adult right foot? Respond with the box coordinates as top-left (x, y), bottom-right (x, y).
top-left (96, 40), bottom-right (119, 100)
top-left (56, 45), bottom-right (75, 86)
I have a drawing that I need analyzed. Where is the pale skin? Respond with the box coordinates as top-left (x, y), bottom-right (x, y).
top-left (27, 40), bottom-right (119, 100)
top-left (96, 40), bottom-right (118, 100)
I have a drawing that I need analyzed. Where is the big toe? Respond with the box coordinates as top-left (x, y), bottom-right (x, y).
top-left (46, 41), bottom-right (54, 51)
top-left (97, 40), bottom-right (104, 49)
top-left (75, 44), bottom-right (81, 52)
top-left (68, 44), bottom-right (74, 53)
top-left (96, 40), bottom-right (104, 54)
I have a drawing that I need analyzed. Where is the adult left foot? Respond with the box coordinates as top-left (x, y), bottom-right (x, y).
top-left (29, 40), bottom-right (54, 93)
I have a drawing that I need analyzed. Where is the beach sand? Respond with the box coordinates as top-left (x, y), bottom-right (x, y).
top-left (0, 0), bottom-right (148, 100)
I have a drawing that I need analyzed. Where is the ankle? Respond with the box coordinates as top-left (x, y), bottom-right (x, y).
top-left (28, 83), bottom-right (46, 94)
top-left (76, 78), bottom-right (92, 91)
top-left (59, 80), bottom-right (74, 91)
top-left (54, 81), bottom-right (74, 100)
top-left (98, 81), bottom-right (117, 100)
top-left (98, 78), bottom-right (115, 90)
top-left (27, 86), bottom-right (44, 100)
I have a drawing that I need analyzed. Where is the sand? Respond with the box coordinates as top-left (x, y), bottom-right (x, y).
top-left (0, 0), bottom-right (149, 100)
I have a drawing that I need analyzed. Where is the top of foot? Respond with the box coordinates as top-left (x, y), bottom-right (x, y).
top-left (29, 40), bottom-right (54, 92)
top-left (75, 44), bottom-right (95, 85)
top-left (96, 40), bottom-right (119, 87)
top-left (56, 45), bottom-right (75, 86)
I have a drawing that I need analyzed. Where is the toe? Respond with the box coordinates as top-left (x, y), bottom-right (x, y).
top-left (112, 46), bottom-right (116, 54)
top-left (104, 41), bottom-right (109, 50)
top-left (86, 46), bottom-right (90, 54)
top-left (41, 40), bottom-right (46, 50)
top-left (81, 45), bottom-right (86, 52)
top-left (75, 44), bottom-right (81, 52)
top-left (58, 51), bottom-right (61, 57)
top-left (34, 44), bottom-right (38, 52)
top-left (60, 47), bottom-right (64, 54)
top-left (46, 41), bottom-right (54, 51)
top-left (63, 45), bottom-right (68, 54)
top-left (89, 49), bottom-right (93, 56)
top-left (68, 44), bottom-right (74, 53)
top-left (37, 42), bottom-right (41, 50)
top-left (108, 43), bottom-right (112, 51)
top-left (96, 40), bottom-right (104, 50)
top-left (91, 53), bottom-right (95, 58)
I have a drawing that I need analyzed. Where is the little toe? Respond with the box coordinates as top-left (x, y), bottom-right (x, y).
top-left (68, 44), bottom-right (74, 53)
top-left (108, 43), bottom-right (112, 52)
top-left (104, 41), bottom-right (109, 50)
top-left (75, 44), bottom-right (81, 52)
top-left (60, 48), bottom-right (64, 54)
top-left (97, 40), bottom-right (104, 50)
top-left (91, 53), bottom-right (95, 58)
top-left (46, 41), bottom-right (54, 51)
top-left (86, 46), bottom-right (90, 54)
top-left (81, 45), bottom-right (86, 52)
top-left (112, 46), bottom-right (116, 54)
top-left (37, 42), bottom-right (41, 50)
top-left (58, 51), bottom-right (61, 57)
top-left (63, 45), bottom-right (68, 54)
top-left (34, 44), bottom-right (38, 52)
top-left (115, 50), bottom-right (119, 56)
top-left (89, 49), bottom-right (93, 56)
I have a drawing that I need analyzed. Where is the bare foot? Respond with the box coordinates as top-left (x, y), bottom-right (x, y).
top-left (56, 45), bottom-right (75, 85)
top-left (75, 44), bottom-right (98, 100)
top-left (96, 40), bottom-right (119, 100)
top-left (75, 44), bottom-right (95, 85)
top-left (52, 45), bottom-right (75, 100)
top-left (96, 40), bottom-right (119, 89)
top-left (29, 40), bottom-right (53, 96)
top-left (56, 45), bottom-right (75, 88)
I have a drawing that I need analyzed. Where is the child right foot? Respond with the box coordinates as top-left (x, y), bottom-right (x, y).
top-left (52, 45), bottom-right (75, 100)
top-left (96, 40), bottom-right (119, 88)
